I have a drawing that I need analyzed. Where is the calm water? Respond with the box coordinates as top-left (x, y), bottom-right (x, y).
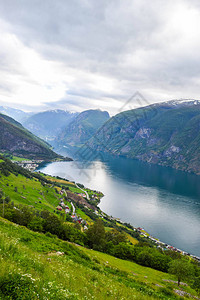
top-left (38, 154), bottom-right (200, 256)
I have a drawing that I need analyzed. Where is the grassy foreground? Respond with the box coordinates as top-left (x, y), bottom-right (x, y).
top-left (0, 217), bottom-right (198, 300)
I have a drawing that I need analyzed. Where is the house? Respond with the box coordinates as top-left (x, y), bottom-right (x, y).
top-left (56, 206), bottom-right (62, 211)
top-left (137, 227), bottom-right (143, 231)
top-left (65, 207), bottom-right (70, 214)
top-left (71, 215), bottom-right (78, 221)
top-left (78, 193), bottom-right (85, 197)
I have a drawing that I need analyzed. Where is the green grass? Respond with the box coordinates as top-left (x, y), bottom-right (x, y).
top-left (11, 155), bottom-right (29, 162)
top-left (68, 186), bottom-right (83, 193)
top-left (0, 152), bottom-right (27, 162)
top-left (0, 173), bottom-right (62, 213)
top-left (0, 217), bottom-right (198, 299)
top-left (76, 207), bottom-right (93, 223)
top-left (126, 232), bottom-right (139, 245)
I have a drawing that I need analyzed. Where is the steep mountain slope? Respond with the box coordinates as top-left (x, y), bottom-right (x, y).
top-left (23, 110), bottom-right (78, 141)
top-left (56, 109), bottom-right (110, 149)
top-left (0, 106), bottom-right (33, 123)
top-left (0, 112), bottom-right (60, 159)
top-left (88, 100), bottom-right (200, 174)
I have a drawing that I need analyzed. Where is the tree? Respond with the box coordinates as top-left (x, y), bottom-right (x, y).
top-left (42, 211), bottom-right (63, 237)
top-left (193, 276), bottom-right (200, 294)
top-left (105, 229), bottom-right (127, 245)
top-left (113, 242), bottom-right (134, 260)
top-left (168, 259), bottom-right (194, 286)
top-left (28, 216), bottom-right (43, 232)
top-left (86, 219), bottom-right (105, 250)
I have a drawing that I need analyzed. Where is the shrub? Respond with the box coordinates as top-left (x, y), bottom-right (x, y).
top-left (0, 273), bottom-right (38, 299)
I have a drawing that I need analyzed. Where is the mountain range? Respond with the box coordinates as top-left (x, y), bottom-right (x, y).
top-left (0, 106), bottom-right (33, 123)
top-left (2, 100), bottom-right (200, 174)
top-left (22, 109), bottom-right (78, 141)
top-left (88, 100), bottom-right (200, 175)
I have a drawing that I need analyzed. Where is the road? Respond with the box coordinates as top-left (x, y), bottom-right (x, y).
top-left (75, 183), bottom-right (89, 200)
top-left (64, 189), bottom-right (75, 214)
top-left (71, 201), bottom-right (75, 214)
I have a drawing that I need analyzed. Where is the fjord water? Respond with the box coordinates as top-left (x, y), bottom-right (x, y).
top-left (39, 154), bottom-right (200, 256)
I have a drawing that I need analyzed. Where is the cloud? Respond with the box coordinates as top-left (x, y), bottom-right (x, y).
top-left (0, 0), bottom-right (200, 114)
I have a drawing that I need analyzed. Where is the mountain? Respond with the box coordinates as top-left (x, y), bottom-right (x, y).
top-left (0, 112), bottom-right (60, 159)
top-left (22, 109), bottom-right (78, 141)
top-left (88, 100), bottom-right (200, 175)
top-left (0, 106), bottom-right (33, 123)
top-left (56, 109), bottom-right (110, 150)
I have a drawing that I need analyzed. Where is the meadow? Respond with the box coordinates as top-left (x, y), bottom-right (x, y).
top-left (0, 217), bottom-right (198, 300)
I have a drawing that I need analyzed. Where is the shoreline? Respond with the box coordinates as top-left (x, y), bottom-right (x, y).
top-left (13, 156), bottom-right (73, 172)
top-left (97, 202), bottom-right (200, 262)
top-left (36, 162), bottom-right (200, 262)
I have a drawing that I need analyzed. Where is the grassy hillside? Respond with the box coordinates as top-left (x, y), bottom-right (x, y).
top-left (0, 155), bottom-right (200, 299)
top-left (0, 217), bottom-right (199, 300)
top-left (88, 101), bottom-right (200, 175)
top-left (0, 112), bottom-right (60, 160)
top-left (0, 155), bottom-right (94, 215)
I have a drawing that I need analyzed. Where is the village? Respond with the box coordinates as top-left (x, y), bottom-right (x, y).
top-left (133, 226), bottom-right (200, 263)
top-left (55, 188), bottom-right (90, 231)
top-left (14, 160), bottom-right (43, 171)
top-left (55, 185), bottom-right (200, 263)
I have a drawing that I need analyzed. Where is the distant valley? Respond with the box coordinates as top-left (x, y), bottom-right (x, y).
top-left (22, 110), bottom-right (78, 141)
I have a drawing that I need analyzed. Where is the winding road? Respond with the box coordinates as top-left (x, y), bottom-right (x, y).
top-left (75, 183), bottom-right (89, 200)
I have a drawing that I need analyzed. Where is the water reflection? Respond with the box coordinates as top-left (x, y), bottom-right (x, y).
top-left (39, 153), bottom-right (200, 256)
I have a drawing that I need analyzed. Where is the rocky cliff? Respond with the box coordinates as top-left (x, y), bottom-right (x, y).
top-left (88, 100), bottom-right (200, 175)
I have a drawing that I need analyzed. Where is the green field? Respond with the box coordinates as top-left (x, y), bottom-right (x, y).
top-left (0, 173), bottom-right (62, 213)
top-left (0, 217), bottom-right (198, 300)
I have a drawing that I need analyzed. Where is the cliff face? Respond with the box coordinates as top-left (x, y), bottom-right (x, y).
top-left (56, 109), bottom-right (110, 148)
top-left (0, 113), bottom-right (59, 159)
top-left (88, 101), bottom-right (200, 175)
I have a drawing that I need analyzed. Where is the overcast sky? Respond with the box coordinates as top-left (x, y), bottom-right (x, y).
top-left (0, 0), bottom-right (200, 114)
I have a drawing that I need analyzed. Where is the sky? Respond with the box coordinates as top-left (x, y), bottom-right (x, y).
top-left (0, 0), bottom-right (200, 115)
